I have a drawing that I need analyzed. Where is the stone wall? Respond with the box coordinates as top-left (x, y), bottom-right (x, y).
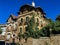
top-left (32, 35), bottom-right (60, 45)
top-left (50, 35), bottom-right (60, 45)
top-left (33, 37), bottom-right (50, 45)
top-left (1, 34), bottom-right (60, 45)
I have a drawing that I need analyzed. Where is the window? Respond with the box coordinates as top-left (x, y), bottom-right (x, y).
top-left (11, 33), bottom-right (16, 38)
top-left (13, 34), bottom-right (15, 37)
top-left (40, 21), bottom-right (43, 27)
top-left (20, 18), bottom-right (23, 23)
top-left (8, 33), bottom-right (10, 35)
top-left (26, 17), bottom-right (29, 22)
top-left (20, 28), bottom-right (22, 33)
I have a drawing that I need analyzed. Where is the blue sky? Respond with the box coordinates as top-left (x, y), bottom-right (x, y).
top-left (0, 0), bottom-right (60, 24)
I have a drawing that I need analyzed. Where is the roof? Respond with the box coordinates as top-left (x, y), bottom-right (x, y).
top-left (36, 7), bottom-right (44, 14)
top-left (18, 4), bottom-right (45, 14)
top-left (6, 14), bottom-right (17, 22)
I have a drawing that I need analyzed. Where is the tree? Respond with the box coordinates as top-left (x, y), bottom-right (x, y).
top-left (26, 15), bottom-right (51, 38)
top-left (51, 15), bottom-right (60, 34)
top-left (46, 16), bottom-right (60, 34)
top-left (56, 15), bottom-right (60, 21)
top-left (18, 33), bottom-right (24, 42)
top-left (26, 15), bottom-right (42, 38)
top-left (23, 32), bottom-right (30, 43)
top-left (23, 14), bottom-right (60, 39)
top-left (39, 25), bottom-right (50, 37)
top-left (0, 26), bottom-right (2, 34)
top-left (26, 15), bottom-right (36, 36)
top-left (46, 18), bottom-right (57, 35)
top-left (52, 20), bottom-right (60, 34)
top-left (47, 18), bottom-right (55, 29)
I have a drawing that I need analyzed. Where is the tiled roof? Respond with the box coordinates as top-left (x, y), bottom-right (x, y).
top-left (6, 14), bottom-right (18, 22)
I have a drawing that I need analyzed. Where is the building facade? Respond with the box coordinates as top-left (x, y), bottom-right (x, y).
top-left (0, 3), bottom-right (48, 45)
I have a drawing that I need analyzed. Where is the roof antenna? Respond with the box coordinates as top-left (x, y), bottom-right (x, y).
top-left (32, 0), bottom-right (35, 7)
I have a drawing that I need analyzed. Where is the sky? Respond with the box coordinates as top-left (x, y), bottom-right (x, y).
top-left (0, 0), bottom-right (60, 24)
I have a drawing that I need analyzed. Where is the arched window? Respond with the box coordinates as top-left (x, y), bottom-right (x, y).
top-left (13, 34), bottom-right (15, 37)
top-left (20, 28), bottom-right (22, 33)
top-left (20, 18), bottom-right (23, 23)
top-left (26, 17), bottom-right (29, 22)
top-left (40, 21), bottom-right (43, 27)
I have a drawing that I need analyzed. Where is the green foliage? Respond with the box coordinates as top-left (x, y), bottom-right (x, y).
top-left (55, 20), bottom-right (60, 27)
top-left (47, 19), bottom-right (55, 29)
top-left (23, 32), bottom-right (30, 39)
top-left (0, 26), bottom-right (2, 34)
top-left (53, 15), bottom-right (60, 31)
top-left (29, 15), bottom-right (35, 27)
top-left (35, 27), bottom-right (39, 31)
top-left (39, 26), bottom-right (50, 37)
top-left (26, 15), bottom-right (35, 32)
top-left (47, 15), bottom-right (60, 34)
top-left (31, 31), bottom-right (40, 39)
top-left (18, 33), bottom-right (24, 39)
top-left (26, 15), bottom-right (40, 38)
top-left (18, 14), bottom-right (60, 39)
top-left (56, 15), bottom-right (60, 21)
top-left (26, 15), bottom-right (50, 38)
top-left (51, 20), bottom-right (60, 34)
